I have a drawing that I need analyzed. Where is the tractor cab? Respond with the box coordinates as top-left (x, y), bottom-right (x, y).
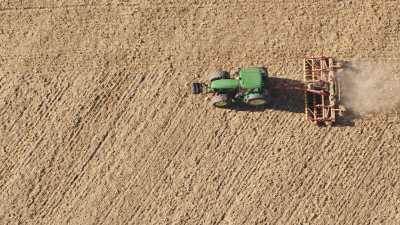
top-left (239, 67), bottom-right (264, 90)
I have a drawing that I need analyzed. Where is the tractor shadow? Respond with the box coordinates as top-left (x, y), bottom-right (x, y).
top-left (227, 77), bottom-right (304, 113)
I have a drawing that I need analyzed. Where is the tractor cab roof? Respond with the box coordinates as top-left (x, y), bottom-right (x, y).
top-left (239, 67), bottom-right (263, 89)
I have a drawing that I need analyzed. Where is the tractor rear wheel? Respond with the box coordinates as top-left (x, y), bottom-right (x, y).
top-left (246, 94), bottom-right (268, 106)
top-left (211, 94), bottom-right (230, 108)
top-left (209, 70), bottom-right (230, 82)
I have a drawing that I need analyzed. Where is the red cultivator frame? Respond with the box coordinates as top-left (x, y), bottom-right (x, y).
top-left (303, 56), bottom-right (344, 125)
top-left (270, 56), bottom-right (345, 126)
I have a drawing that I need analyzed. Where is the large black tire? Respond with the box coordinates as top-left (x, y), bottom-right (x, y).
top-left (192, 83), bottom-right (202, 94)
top-left (211, 94), bottom-right (230, 108)
top-left (209, 70), bottom-right (230, 82)
top-left (246, 94), bottom-right (268, 106)
top-left (261, 67), bottom-right (270, 95)
top-left (261, 67), bottom-right (269, 78)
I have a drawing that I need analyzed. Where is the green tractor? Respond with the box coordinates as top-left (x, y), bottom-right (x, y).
top-left (192, 67), bottom-right (270, 107)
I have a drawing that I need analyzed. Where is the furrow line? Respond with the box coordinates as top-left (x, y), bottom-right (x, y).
top-left (61, 76), bottom-right (142, 223)
top-left (38, 73), bottom-right (129, 219)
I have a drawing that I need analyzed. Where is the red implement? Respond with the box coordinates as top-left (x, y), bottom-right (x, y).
top-left (270, 56), bottom-right (345, 125)
top-left (303, 56), bottom-right (344, 125)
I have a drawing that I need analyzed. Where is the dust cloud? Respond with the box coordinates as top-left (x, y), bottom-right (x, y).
top-left (338, 60), bottom-right (400, 115)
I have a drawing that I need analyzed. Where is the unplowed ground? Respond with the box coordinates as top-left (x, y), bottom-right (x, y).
top-left (1, 1), bottom-right (400, 224)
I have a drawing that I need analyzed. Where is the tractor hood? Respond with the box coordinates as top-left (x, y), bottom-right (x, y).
top-left (210, 79), bottom-right (239, 90)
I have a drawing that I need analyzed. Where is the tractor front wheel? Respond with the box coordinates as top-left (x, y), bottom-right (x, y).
top-left (209, 70), bottom-right (230, 82)
top-left (211, 94), bottom-right (230, 108)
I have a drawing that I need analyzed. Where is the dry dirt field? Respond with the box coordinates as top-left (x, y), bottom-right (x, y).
top-left (1, 0), bottom-right (400, 224)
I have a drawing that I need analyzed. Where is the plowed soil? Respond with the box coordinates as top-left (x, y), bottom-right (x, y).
top-left (1, 1), bottom-right (400, 224)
